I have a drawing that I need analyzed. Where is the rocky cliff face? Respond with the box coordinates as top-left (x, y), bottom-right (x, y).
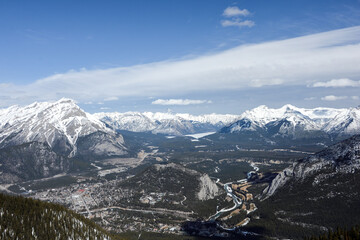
top-left (0, 142), bottom-right (70, 183)
top-left (264, 134), bottom-right (360, 197)
top-left (197, 174), bottom-right (221, 201)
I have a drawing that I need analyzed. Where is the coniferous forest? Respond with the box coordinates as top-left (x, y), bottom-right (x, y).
top-left (0, 193), bottom-right (115, 240)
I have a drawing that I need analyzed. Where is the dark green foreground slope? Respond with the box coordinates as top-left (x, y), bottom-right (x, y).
top-left (0, 193), bottom-right (114, 240)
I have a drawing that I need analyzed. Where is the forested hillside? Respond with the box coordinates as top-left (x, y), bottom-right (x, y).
top-left (0, 193), bottom-right (115, 239)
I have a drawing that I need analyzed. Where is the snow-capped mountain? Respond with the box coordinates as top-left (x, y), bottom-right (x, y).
top-left (323, 107), bottom-right (360, 137)
top-left (0, 98), bottom-right (126, 157)
top-left (94, 111), bottom-right (239, 135)
top-left (221, 104), bottom-right (359, 139)
top-left (94, 105), bottom-right (360, 139)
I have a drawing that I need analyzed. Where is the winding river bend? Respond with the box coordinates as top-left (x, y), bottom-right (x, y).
top-left (209, 162), bottom-right (259, 223)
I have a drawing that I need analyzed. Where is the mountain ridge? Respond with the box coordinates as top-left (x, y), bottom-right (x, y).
top-left (264, 134), bottom-right (360, 197)
top-left (94, 105), bottom-right (360, 138)
top-left (220, 105), bottom-right (360, 141)
top-left (94, 111), bottom-right (239, 135)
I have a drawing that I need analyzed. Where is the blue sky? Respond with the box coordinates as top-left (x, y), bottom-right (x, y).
top-left (1, 0), bottom-right (360, 114)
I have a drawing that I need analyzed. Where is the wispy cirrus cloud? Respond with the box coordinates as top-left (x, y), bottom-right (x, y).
top-left (304, 97), bottom-right (317, 101)
top-left (223, 6), bottom-right (250, 17)
top-left (1, 26), bottom-right (360, 107)
top-left (312, 78), bottom-right (360, 87)
top-left (221, 19), bottom-right (255, 28)
top-left (152, 99), bottom-right (212, 105)
top-left (321, 95), bottom-right (348, 101)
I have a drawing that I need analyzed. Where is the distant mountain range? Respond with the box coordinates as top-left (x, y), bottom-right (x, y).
top-left (220, 104), bottom-right (360, 139)
top-left (95, 104), bottom-right (360, 140)
top-left (1, 99), bottom-right (359, 153)
top-left (1, 99), bottom-right (359, 183)
top-left (94, 111), bottom-right (238, 135)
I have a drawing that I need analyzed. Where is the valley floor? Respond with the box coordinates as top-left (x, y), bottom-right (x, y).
top-left (0, 144), bottom-right (307, 238)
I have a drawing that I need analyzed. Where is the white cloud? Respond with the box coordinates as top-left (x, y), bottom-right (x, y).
top-left (304, 97), bottom-right (317, 101)
top-left (152, 99), bottom-right (212, 105)
top-left (100, 107), bottom-right (111, 110)
top-left (321, 95), bottom-right (348, 101)
top-left (221, 19), bottom-right (255, 28)
top-left (0, 83), bottom-right (12, 88)
top-left (312, 78), bottom-right (360, 87)
top-left (351, 96), bottom-right (359, 100)
top-left (223, 7), bottom-right (250, 17)
top-left (2, 26), bottom-right (360, 106)
top-left (104, 96), bottom-right (119, 101)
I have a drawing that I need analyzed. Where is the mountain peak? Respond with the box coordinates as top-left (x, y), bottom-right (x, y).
top-left (56, 97), bottom-right (77, 104)
top-left (281, 104), bottom-right (298, 111)
top-left (254, 105), bottom-right (269, 110)
top-left (223, 104), bottom-right (360, 138)
top-left (0, 99), bottom-right (123, 157)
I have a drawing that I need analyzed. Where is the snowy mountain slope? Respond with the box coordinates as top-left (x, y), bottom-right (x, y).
top-left (94, 111), bottom-right (239, 135)
top-left (95, 105), bottom-right (360, 139)
top-left (323, 107), bottom-right (360, 137)
top-left (238, 104), bottom-right (344, 129)
top-left (0, 98), bottom-right (126, 157)
top-left (93, 112), bottom-right (157, 132)
top-left (221, 104), bottom-right (359, 139)
top-left (220, 117), bottom-right (263, 133)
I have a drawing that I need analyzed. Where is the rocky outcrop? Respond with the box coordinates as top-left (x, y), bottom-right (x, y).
top-left (197, 174), bottom-right (220, 200)
top-left (263, 134), bottom-right (360, 197)
top-left (122, 163), bottom-right (221, 202)
top-left (154, 163), bottom-right (220, 200)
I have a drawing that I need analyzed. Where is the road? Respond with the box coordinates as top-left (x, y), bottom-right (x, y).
top-left (85, 206), bottom-right (194, 220)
